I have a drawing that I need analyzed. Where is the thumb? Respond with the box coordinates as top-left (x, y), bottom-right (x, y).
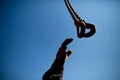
top-left (65, 50), bottom-right (73, 60)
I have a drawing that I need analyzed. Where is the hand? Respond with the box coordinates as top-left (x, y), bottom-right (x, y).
top-left (56, 38), bottom-right (73, 61)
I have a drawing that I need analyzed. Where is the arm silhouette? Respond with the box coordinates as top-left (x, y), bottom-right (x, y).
top-left (42, 38), bottom-right (73, 80)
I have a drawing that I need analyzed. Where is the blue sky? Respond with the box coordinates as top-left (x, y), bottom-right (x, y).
top-left (1, 0), bottom-right (120, 80)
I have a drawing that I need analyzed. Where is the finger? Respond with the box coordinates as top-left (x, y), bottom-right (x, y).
top-left (66, 50), bottom-right (72, 56)
top-left (65, 50), bottom-right (73, 60)
top-left (62, 38), bottom-right (73, 46)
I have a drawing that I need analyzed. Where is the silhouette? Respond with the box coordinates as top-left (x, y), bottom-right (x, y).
top-left (64, 0), bottom-right (96, 38)
top-left (42, 38), bottom-right (73, 80)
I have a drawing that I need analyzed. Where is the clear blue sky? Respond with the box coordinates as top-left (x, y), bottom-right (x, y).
top-left (1, 0), bottom-right (120, 80)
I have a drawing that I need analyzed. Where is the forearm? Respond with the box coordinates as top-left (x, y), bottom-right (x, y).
top-left (42, 58), bottom-right (64, 80)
